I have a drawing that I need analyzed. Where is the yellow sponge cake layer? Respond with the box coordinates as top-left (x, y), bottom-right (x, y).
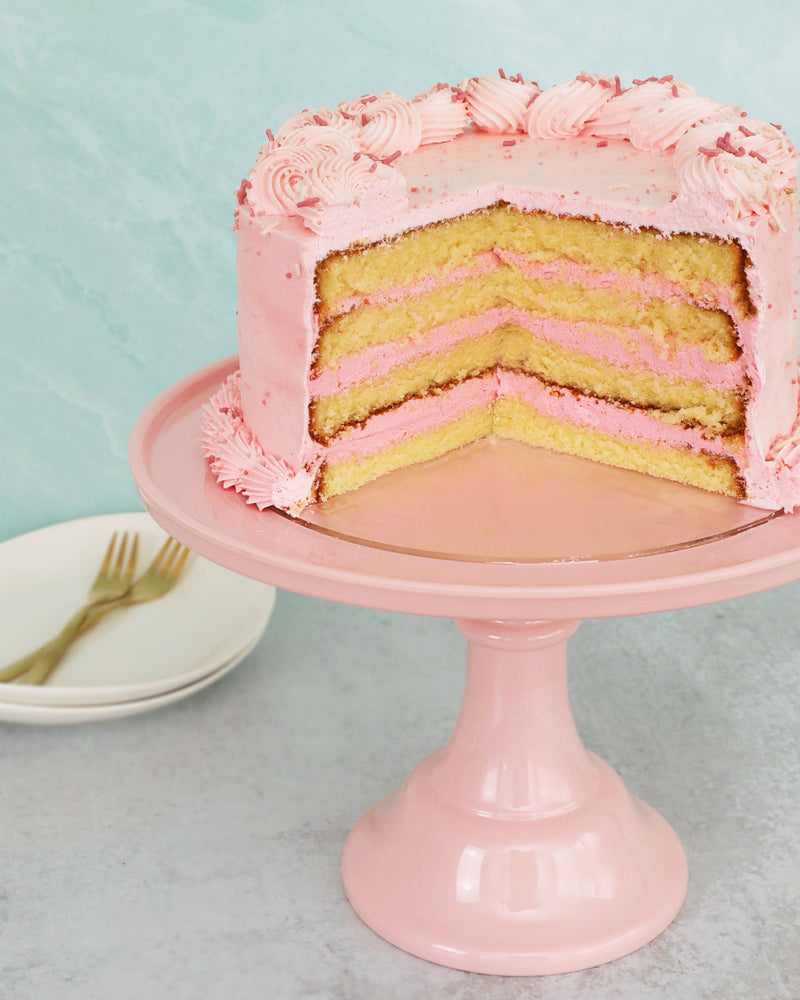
top-left (319, 406), bottom-right (494, 501)
top-left (319, 396), bottom-right (743, 503)
top-left (315, 267), bottom-right (740, 372)
top-left (493, 397), bottom-right (743, 498)
top-left (316, 203), bottom-right (750, 323)
top-left (311, 327), bottom-right (745, 441)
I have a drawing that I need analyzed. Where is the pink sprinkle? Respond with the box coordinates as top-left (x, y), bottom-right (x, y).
top-left (296, 197), bottom-right (320, 208)
top-left (360, 113), bottom-right (368, 126)
top-left (368, 161), bottom-right (377, 172)
top-left (502, 139), bottom-right (516, 147)
top-left (285, 272), bottom-right (292, 279)
top-left (598, 77), bottom-right (613, 89)
top-left (698, 146), bottom-right (722, 156)
top-left (739, 124), bottom-right (756, 137)
top-left (596, 139), bottom-right (608, 147)
top-left (410, 186), bottom-right (420, 192)
top-left (382, 149), bottom-right (402, 164)
top-left (749, 149), bottom-right (768, 163)
top-left (770, 122), bottom-right (782, 130)
top-left (312, 114), bottom-right (328, 126)
top-left (614, 75), bottom-right (622, 96)
top-left (265, 128), bottom-right (275, 141)
top-left (658, 74), bottom-right (674, 84)
top-left (362, 94), bottom-right (378, 103)
top-left (339, 110), bottom-right (355, 120)
top-left (672, 84), bottom-right (679, 98)
top-left (353, 152), bottom-right (361, 160)
top-left (235, 178), bottom-right (252, 205)
top-left (498, 67), bottom-right (507, 79)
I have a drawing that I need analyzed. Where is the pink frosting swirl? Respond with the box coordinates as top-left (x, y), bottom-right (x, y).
top-left (526, 73), bottom-right (615, 138)
top-left (339, 92), bottom-right (423, 158)
top-left (585, 78), bottom-right (696, 139)
top-left (674, 118), bottom-right (799, 218)
top-left (201, 372), bottom-right (318, 514)
top-left (674, 118), bottom-right (798, 182)
top-left (271, 123), bottom-right (359, 157)
top-left (464, 74), bottom-right (540, 133)
top-left (413, 83), bottom-right (469, 144)
top-left (627, 96), bottom-right (731, 153)
top-left (275, 107), bottom-right (360, 144)
top-left (247, 144), bottom-right (323, 215)
top-left (293, 151), bottom-right (408, 233)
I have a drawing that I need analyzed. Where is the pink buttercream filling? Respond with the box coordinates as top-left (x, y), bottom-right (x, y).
top-left (309, 308), bottom-right (744, 398)
top-left (321, 370), bottom-right (739, 466)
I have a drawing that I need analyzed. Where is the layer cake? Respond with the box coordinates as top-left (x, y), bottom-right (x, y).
top-left (203, 72), bottom-right (800, 515)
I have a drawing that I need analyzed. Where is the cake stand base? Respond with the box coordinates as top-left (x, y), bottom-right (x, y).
top-left (130, 358), bottom-right (800, 978)
top-left (342, 618), bottom-right (687, 975)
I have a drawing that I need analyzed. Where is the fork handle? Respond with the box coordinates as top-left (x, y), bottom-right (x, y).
top-left (1, 605), bottom-right (95, 684)
top-left (13, 596), bottom-right (137, 685)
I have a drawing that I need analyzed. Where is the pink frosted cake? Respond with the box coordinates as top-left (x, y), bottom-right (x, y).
top-left (203, 71), bottom-right (800, 515)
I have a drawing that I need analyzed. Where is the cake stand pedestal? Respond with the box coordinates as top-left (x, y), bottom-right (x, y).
top-left (129, 357), bottom-right (800, 976)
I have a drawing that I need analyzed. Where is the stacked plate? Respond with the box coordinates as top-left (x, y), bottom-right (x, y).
top-left (0, 513), bottom-right (276, 724)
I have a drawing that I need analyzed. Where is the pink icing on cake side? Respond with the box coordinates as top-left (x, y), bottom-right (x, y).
top-left (208, 72), bottom-right (800, 514)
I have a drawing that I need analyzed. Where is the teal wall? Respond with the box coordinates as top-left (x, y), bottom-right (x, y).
top-left (4, 0), bottom-right (799, 538)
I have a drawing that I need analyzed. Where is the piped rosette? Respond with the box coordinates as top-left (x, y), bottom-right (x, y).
top-left (674, 120), bottom-right (799, 221)
top-left (463, 71), bottom-right (540, 133)
top-left (584, 76), bottom-right (697, 139)
top-left (525, 72), bottom-right (615, 138)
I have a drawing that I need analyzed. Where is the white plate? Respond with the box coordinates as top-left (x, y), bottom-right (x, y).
top-left (0, 513), bottom-right (275, 705)
top-left (0, 630), bottom-right (262, 725)
top-left (0, 600), bottom-right (273, 707)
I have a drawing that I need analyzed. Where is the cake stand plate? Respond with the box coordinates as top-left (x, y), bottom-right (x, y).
top-left (130, 356), bottom-right (800, 976)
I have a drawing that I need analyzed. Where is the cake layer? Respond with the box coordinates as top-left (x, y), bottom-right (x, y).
top-left (319, 394), bottom-right (743, 502)
top-left (319, 405), bottom-right (494, 501)
top-left (310, 326), bottom-right (746, 442)
top-left (316, 203), bottom-right (751, 323)
top-left (310, 310), bottom-right (746, 399)
top-left (330, 251), bottom-right (749, 330)
top-left (493, 397), bottom-right (743, 497)
top-left (315, 264), bottom-right (741, 370)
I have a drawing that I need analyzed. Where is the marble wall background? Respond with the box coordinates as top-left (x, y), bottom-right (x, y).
top-left (3, 0), bottom-right (800, 539)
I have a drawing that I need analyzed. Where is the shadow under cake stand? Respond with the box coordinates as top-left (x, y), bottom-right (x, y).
top-left (129, 356), bottom-right (800, 976)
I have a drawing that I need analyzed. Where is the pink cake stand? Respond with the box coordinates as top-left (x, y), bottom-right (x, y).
top-left (129, 356), bottom-right (800, 976)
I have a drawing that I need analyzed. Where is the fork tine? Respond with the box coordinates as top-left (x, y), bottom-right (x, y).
top-left (112, 532), bottom-right (128, 578)
top-left (126, 533), bottom-right (139, 579)
top-left (98, 532), bottom-right (118, 577)
top-left (160, 539), bottom-right (182, 575)
top-left (149, 536), bottom-right (173, 572)
top-left (170, 545), bottom-right (190, 580)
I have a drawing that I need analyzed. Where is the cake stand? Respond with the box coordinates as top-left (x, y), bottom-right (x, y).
top-left (129, 356), bottom-right (800, 976)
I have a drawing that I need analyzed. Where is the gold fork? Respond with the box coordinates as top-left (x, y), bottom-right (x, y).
top-left (19, 537), bottom-right (191, 686)
top-left (0, 532), bottom-right (139, 685)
